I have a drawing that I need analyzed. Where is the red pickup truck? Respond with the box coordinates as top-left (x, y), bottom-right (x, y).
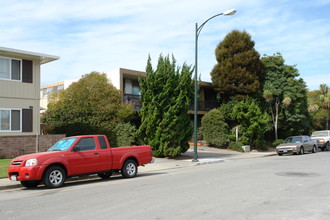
top-left (8, 135), bottom-right (153, 188)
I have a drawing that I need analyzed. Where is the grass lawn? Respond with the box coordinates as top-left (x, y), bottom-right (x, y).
top-left (0, 159), bottom-right (11, 179)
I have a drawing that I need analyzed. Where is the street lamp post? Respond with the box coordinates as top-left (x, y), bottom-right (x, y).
top-left (193, 9), bottom-right (237, 162)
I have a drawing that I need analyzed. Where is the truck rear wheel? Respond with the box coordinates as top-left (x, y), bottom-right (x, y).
top-left (121, 159), bottom-right (137, 178)
top-left (43, 166), bottom-right (66, 188)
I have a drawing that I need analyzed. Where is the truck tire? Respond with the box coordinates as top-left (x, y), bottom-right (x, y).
top-left (121, 159), bottom-right (137, 178)
top-left (299, 147), bottom-right (304, 155)
top-left (20, 180), bottom-right (41, 188)
top-left (326, 142), bottom-right (330, 151)
top-left (43, 166), bottom-right (66, 188)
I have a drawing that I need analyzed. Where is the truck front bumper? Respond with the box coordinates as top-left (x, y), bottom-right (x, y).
top-left (8, 165), bottom-right (43, 182)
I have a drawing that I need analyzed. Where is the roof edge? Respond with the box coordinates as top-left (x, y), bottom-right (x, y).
top-left (0, 46), bottom-right (60, 64)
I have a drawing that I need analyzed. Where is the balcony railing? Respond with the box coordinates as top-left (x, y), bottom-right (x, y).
top-left (123, 94), bottom-right (142, 111)
top-left (124, 94), bottom-right (218, 112)
top-left (190, 101), bottom-right (219, 112)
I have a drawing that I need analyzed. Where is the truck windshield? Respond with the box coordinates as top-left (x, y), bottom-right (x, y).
top-left (311, 131), bottom-right (328, 137)
top-left (48, 138), bottom-right (77, 151)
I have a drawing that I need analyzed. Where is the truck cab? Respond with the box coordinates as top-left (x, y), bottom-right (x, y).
top-left (8, 135), bottom-right (153, 188)
top-left (311, 130), bottom-right (330, 151)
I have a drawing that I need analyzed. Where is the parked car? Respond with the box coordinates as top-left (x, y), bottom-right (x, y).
top-left (8, 135), bottom-right (153, 188)
top-left (311, 130), bottom-right (330, 151)
top-left (276, 136), bottom-right (317, 156)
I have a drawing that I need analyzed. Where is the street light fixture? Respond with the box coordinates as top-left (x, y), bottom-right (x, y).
top-left (192, 9), bottom-right (237, 162)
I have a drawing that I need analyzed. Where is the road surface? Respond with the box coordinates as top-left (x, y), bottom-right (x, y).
top-left (1, 151), bottom-right (330, 220)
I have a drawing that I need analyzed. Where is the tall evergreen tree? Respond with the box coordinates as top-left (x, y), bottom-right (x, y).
top-left (211, 30), bottom-right (264, 102)
top-left (137, 55), bottom-right (194, 157)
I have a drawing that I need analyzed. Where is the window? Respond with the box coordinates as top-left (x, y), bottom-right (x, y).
top-left (0, 109), bottom-right (21, 132)
top-left (41, 85), bottom-right (65, 98)
top-left (98, 136), bottom-right (108, 149)
top-left (124, 79), bottom-right (140, 95)
top-left (124, 79), bottom-right (133, 94)
top-left (22, 109), bottom-right (33, 132)
top-left (0, 57), bottom-right (21, 81)
top-left (75, 137), bottom-right (96, 151)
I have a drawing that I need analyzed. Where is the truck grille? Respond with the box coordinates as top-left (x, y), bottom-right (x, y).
top-left (12, 161), bottom-right (23, 166)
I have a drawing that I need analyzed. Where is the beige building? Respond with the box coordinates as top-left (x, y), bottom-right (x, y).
top-left (0, 46), bottom-right (59, 136)
top-left (40, 78), bottom-right (79, 112)
top-left (40, 68), bottom-right (147, 111)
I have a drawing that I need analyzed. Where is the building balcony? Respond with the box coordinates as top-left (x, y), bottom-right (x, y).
top-left (123, 94), bottom-right (218, 113)
top-left (190, 101), bottom-right (219, 113)
top-left (123, 94), bottom-right (142, 111)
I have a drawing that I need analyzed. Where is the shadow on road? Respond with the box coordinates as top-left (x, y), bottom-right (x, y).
top-left (19, 171), bottom-right (167, 190)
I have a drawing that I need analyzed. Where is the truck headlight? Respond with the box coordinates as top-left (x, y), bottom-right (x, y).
top-left (25, 158), bottom-right (38, 167)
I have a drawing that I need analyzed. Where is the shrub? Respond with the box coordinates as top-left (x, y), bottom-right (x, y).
top-left (113, 123), bottom-right (137, 147)
top-left (253, 139), bottom-right (268, 151)
top-left (201, 109), bottom-right (229, 147)
top-left (230, 98), bottom-right (270, 150)
top-left (228, 142), bottom-right (244, 152)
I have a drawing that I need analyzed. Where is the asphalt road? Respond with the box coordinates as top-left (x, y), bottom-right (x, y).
top-left (1, 151), bottom-right (330, 220)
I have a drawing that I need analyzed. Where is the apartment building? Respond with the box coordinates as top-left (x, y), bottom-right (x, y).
top-left (0, 46), bottom-right (59, 136)
top-left (40, 78), bottom-right (79, 113)
top-left (40, 68), bottom-right (218, 126)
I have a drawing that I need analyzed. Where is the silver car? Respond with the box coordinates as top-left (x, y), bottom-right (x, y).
top-left (276, 136), bottom-right (318, 156)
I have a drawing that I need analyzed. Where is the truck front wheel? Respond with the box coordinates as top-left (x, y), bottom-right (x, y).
top-left (43, 166), bottom-right (66, 188)
top-left (121, 159), bottom-right (137, 178)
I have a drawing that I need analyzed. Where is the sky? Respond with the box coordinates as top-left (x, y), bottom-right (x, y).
top-left (1, 0), bottom-right (330, 91)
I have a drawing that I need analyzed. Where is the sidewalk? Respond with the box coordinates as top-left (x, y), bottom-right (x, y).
top-left (0, 146), bottom-right (276, 191)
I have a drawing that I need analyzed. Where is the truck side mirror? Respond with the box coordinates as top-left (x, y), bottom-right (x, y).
top-left (72, 146), bottom-right (80, 152)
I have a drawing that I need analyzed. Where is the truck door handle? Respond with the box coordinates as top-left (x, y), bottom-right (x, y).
top-left (94, 152), bottom-right (99, 155)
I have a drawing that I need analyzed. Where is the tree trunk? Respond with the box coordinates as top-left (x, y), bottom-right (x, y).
top-left (274, 97), bottom-right (280, 140)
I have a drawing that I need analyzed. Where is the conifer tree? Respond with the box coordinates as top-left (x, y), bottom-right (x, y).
top-left (211, 30), bottom-right (264, 102)
top-left (137, 55), bottom-right (194, 157)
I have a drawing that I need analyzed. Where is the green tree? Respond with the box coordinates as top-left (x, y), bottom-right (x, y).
top-left (201, 109), bottom-right (229, 147)
top-left (43, 72), bottom-right (134, 142)
top-left (231, 98), bottom-right (270, 150)
top-left (113, 123), bottom-right (137, 147)
top-left (308, 84), bottom-right (330, 130)
top-left (211, 30), bottom-right (264, 102)
top-left (319, 84), bottom-right (330, 129)
top-left (137, 55), bottom-right (194, 157)
top-left (262, 53), bottom-right (310, 139)
top-left (282, 78), bottom-right (311, 135)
